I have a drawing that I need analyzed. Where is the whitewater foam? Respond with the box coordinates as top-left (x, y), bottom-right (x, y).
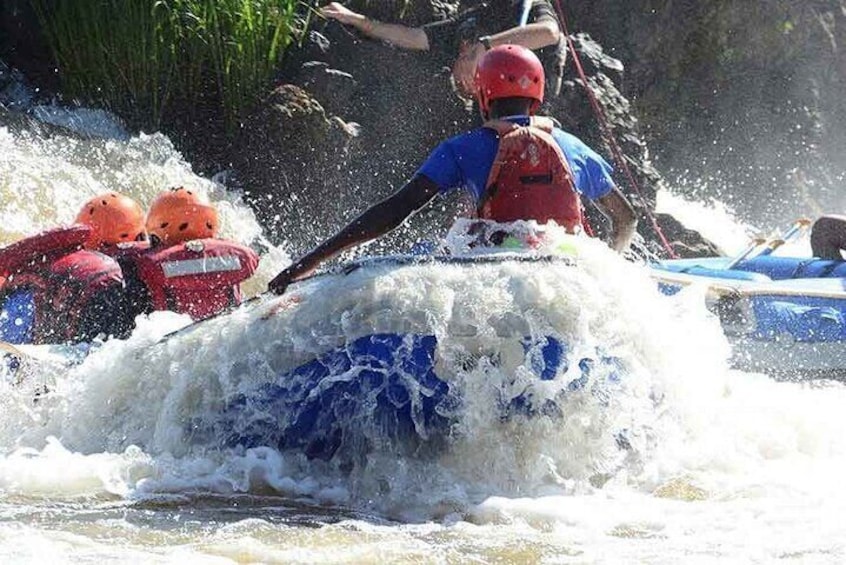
top-left (3, 108), bottom-right (846, 562)
top-left (0, 231), bottom-right (736, 520)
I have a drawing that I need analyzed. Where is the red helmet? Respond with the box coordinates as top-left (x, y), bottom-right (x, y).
top-left (474, 45), bottom-right (545, 115)
top-left (75, 192), bottom-right (147, 248)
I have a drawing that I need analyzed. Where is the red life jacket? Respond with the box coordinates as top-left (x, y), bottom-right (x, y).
top-left (42, 250), bottom-right (125, 342)
top-left (132, 239), bottom-right (259, 321)
top-left (0, 225), bottom-right (90, 278)
top-left (477, 118), bottom-right (583, 232)
top-left (102, 240), bottom-right (151, 260)
top-left (0, 226), bottom-right (124, 343)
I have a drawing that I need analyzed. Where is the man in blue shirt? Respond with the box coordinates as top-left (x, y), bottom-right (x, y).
top-left (269, 45), bottom-right (636, 294)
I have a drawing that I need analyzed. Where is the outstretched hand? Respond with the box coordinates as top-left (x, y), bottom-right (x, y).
top-left (268, 261), bottom-right (316, 295)
top-left (268, 268), bottom-right (295, 295)
top-left (321, 2), bottom-right (365, 27)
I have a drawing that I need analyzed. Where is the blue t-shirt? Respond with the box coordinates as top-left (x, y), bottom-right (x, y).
top-left (416, 116), bottom-right (614, 204)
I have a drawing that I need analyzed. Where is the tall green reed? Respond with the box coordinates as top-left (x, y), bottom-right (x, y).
top-left (30, 0), bottom-right (305, 131)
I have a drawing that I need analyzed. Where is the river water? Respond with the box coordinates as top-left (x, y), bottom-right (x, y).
top-left (1, 106), bottom-right (846, 564)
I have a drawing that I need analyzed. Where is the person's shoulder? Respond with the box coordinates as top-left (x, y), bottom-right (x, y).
top-left (551, 127), bottom-right (596, 153)
top-left (550, 126), bottom-right (583, 144)
top-left (440, 127), bottom-right (497, 149)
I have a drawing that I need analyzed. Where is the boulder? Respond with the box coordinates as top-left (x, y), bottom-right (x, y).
top-left (232, 84), bottom-right (360, 249)
top-left (570, 0), bottom-right (846, 226)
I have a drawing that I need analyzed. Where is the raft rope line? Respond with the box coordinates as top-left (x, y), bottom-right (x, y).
top-left (550, 0), bottom-right (679, 258)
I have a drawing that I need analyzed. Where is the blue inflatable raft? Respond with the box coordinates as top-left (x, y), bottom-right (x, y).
top-left (199, 330), bottom-right (622, 462)
top-left (651, 253), bottom-right (846, 376)
top-left (189, 255), bottom-right (627, 463)
top-left (3, 253), bottom-right (629, 464)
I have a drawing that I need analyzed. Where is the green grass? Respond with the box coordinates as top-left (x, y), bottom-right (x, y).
top-left (30, 0), bottom-right (306, 130)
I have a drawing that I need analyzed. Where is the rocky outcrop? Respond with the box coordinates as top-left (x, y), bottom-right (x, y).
top-left (237, 18), bottom-right (478, 255)
top-left (653, 213), bottom-right (722, 258)
top-left (23, 0), bottom-right (842, 256)
top-left (569, 0), bottom-right (846, 226)
top-left (239, 5), bottom-right (707, 257)
top-left (546, 33), bottom-right (670, 252)
top-left (231, 84), bottom-right (361, 245)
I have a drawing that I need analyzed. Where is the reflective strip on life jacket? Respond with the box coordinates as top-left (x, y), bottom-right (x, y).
top-left (162, 255), bottom-right (243, 278)
top-left (132, 239), bottom-right (259, 321)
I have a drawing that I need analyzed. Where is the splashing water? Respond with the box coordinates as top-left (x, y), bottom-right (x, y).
top-left (1, 111), bottom-right (846, 562)
top-left (0, 122), bottom-right (288, 296)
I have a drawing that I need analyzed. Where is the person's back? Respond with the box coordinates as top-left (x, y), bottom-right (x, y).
top-left (268, 45), bottom-right (637, 295)
top-left (475, 116), bottom-right (581, 229)
top-left (416, 45), bottom-right (633, 248)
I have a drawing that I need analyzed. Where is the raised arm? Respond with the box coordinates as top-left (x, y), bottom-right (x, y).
top-left (268, 176), bottom-right (440, 294)
top-left (321, 2), bottom-right (429, 51)
top-left (452, 9), bottom-right (561, 95)
top-left (483, 20), bottom-right (560, 51)
top-left (593, 186), bottom-right (637, 253)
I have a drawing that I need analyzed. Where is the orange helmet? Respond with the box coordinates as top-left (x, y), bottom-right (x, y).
top-left (75, 192), bottom-right (147, 248)
top-left (145, 186), bottom-right (219, 246)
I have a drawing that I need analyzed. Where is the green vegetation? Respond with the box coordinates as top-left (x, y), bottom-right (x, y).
top-left (30, 0), bottom-right (307, 130)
